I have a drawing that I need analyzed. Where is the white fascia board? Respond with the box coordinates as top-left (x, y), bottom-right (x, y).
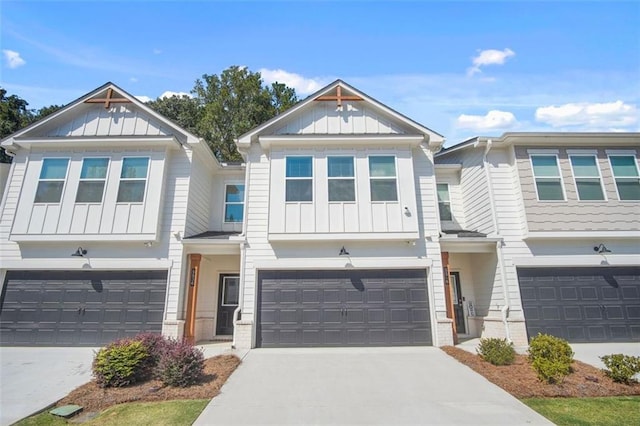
top-left (0, 258), bottom-right (172, 270)
top-left (439, 238), bottom-right (502, 253)
top-left (7, 136), bottom-right (181, 150)
top-left (268, 231), bottom-right (420, 242)
top-left (513, 255), bottom-right (640, 267)
top-left (182, 239), bottom-right (242, 255)
top-left (10, 233), bottom-right (158, 242)
top-left (253, 257), bottom-right (432, 270)
top-left (525, 231), bottom-right (640, 239)
top-left (259, 135), bottom-right (425, 149)
top-left (501, 132), bottom-right (640, 146)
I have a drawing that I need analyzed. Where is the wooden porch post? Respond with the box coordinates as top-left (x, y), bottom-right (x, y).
top-left (441, 251), bottom-right (459, 344)
top-left (184, 254), bottom-right (202, 343)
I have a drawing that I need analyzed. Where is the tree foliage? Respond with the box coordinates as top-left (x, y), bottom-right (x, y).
top-left (192, 66), bottom-right (298, 161)
top-left (146, 95), bottom-right (202, 135)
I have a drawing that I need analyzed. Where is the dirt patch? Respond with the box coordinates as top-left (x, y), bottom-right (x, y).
top-left (57, 354), bottom-right (241, 413)
top-left (441, 346), bottom-right (640, 398)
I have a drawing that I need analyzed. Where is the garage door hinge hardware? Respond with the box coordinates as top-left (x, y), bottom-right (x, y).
top-left (77, 307), bottom-right (86, 315)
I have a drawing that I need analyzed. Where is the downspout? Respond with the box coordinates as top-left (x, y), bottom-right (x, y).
top-left (232, 145), bottom-right (250, 349)
top-left (481, 139), bottom-right (512, 342)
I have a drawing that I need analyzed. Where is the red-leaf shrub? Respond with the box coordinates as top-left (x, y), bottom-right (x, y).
top-left (156, 339), bottom-right (205, 387)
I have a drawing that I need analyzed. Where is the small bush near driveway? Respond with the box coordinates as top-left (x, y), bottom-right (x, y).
top-left (600, 354), bottom-right (640, 384)
top-left (528, 333), bottom-right (574, 384)
top-left (476, 337), bottom-right (515, 366)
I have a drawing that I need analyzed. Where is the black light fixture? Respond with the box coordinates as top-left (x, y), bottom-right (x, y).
top-left (593, 244), bottom-right (611, 254)
top-left (339, 246), bottom-right (350, 256)
top-left (71, 247), bottom-right (87, 257)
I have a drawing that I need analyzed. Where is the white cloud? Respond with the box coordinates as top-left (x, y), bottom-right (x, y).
top-left (456, 110), bottom-right (518, 130)
top-left (135, 95), bottom-right (152, 103)
top-left (130, 77), bottom-right (138, 83)
top-left (259, 68), bottom-right (325, 95)
top-left (159, 91), bottom-right (192, 99)
top-left (153, 48), bottom-right (162, 55)
top-left (467, 48), bottom-right (515, 76)
top-left (2, 49), bottom-right (26, 68)
top-left (535, 101), bottom-right (638, 128)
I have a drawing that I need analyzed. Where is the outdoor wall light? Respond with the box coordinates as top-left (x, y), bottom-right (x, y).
top-left (71, 247), bottom-right (88, 257)
top-left (339, 246), bottom-right (350, 256)
top-left (594, 244), bottom-right (611, 254)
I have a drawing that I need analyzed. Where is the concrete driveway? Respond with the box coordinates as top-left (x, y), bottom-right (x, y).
top-left (0, 346), bottom-right (96, 426)
top-left (195, 347), bottom-right (552, 425)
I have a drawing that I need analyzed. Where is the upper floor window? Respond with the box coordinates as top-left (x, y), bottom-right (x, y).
top-left (224, 184), bottom-right (245, 222)
top-left (35, 158), bottom-right (69, 203)
top-left (328, 156), bottom-right (355, 202)
top-left (437, 183), bottom-right (452, 221)
top-left (76, 158), bottom-right (109, 203)
top-left (117, 157), bottom-right (149, 203)
top-left (530, 155), bottom-right (564, 201)
top-left (285, 156), bottom-right (312, 202)
top-left (369, 156), bottom-right (398, 201)
top-left (569, 155), bottom-right (605, 201)
top-left (609, 155), bottom-right (640, 200)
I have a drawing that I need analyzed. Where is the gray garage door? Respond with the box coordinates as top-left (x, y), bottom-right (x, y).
top-left (0, 270), bottom-right (168, 346)
top-left (257, 269), bottom-right (431, 347)
top-left (518, 267), bottom-right (640, 342)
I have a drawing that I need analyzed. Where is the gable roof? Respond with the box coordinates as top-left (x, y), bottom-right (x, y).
top-left (236, 79), bottom-right (444, 149)
top-left (1, 82), bottom-right (201, 147)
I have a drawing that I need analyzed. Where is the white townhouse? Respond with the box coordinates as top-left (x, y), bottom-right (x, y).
top-left (435, 133), bottom-right (640, 345)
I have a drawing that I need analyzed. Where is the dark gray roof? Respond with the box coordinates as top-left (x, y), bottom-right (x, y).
top-left (441, 229), bottom-right (487, 238)
top-left (184, 231), bottom-right (241, 240)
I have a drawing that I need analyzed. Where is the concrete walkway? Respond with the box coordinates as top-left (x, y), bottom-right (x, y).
top-left (194, 347), bottom-right (551, 425)
top-left (0, 342), bottom-right (237, 426)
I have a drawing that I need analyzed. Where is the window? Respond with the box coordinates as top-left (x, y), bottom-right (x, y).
top-left (224, 184), bottom-right (245, 222)
top-left (285, 156), bottom-right (312, 202)
top-left (328, 156), bottom-right (355, 202)
top-left (530, 155), bottom-right (564, 200)
top-left (221, 275), bottom-right (240, 306)
top-left (117, 157), bottom-right (149, 202)
top-left (569, 155), bottom-right (605, 200)
top-left (35, 158), bottom-right (69, 203)
top-left (437, 183), bottom-right (452, 221)
top-left (76, 158), bottom-right (109, 203)
top-left (609, 155), bottom-right (640, 200)
top-left (369, 156), bottom-right (398, 201)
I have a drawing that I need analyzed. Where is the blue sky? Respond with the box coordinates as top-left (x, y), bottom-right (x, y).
top-left (1, 0), bottom-right (638, 144)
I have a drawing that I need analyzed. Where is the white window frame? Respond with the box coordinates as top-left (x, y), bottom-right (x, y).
top-left (223, 183), bottom-right (245, 223)
top-left (437, 183), bottom-right (452, 221)
top-left (327, 155), bottom-right (356, 203)
top-left (368, 155), bottom-right (398, 202)
top-left (34, 157), bottom-right (70, 204)
top-left (75, 157), bottom-right (110, 204)
top-left (569, 154), bottom-right (606, 201)
top-left (529, 154), bottom-right (566, 201)
top-left (220, 275), bottom-right (240, 306)
top-left (608, 154), bottom-right (640, 201)
top-left (116, 156), bottom-right (150, 204)
top-left (285, 156), bottom-right (313, 203)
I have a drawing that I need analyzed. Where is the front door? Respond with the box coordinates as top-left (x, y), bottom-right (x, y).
top-left (216, 274), bottom-right (239, 335)
top-left (450, 272), bottom-right (466, 333)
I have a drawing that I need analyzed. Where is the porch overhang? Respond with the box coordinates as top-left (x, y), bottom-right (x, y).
top-left (439, 236), bottom-right (502, 253)
top-left (182, 231), bottom-right (243, 255)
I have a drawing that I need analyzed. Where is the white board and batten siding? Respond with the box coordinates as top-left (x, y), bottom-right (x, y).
top-left (10, 149), bottom-right (167, 241)
top-left (268, 147), bottom-right (419, 239)
top-left (274, 102), bottom-right (407, 135)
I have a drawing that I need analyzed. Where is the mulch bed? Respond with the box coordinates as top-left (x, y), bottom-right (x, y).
top-left (57, 354), bottom-right (241, 413)
top-left (441, 346), bottom-right (640, 398)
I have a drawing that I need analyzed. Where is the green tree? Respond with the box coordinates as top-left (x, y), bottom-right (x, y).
top-left (192, 66), bottom-right (298, 161)
top-left (32, 104), bottom-right (63, 121)
top-left (0, 88), bottom-right (33, 162)
top-left (146, 95), bottom-right (201, 135)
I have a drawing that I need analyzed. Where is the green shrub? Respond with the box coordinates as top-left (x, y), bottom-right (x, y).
top-left (600, 354), bottom-right (640, 384)
top-left (477, 338), bottom-right (516, 366)
top-left (156, 339), bottom-right (205, 387)
top-left (527, 333), bottom-right (574, 384)
top-left (92, 339), bottom-right (150, 387)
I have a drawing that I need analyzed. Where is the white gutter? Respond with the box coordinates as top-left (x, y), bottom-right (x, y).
top-left (479, 138), bottom-right (512, 341)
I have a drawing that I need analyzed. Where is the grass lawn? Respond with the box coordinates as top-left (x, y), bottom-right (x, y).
top-left (523, 396), bottom-right (640, 426)
top-left (15, 399), bottom-right (210, 426)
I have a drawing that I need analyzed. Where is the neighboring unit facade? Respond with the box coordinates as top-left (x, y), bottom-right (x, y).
top-left (435, 133), bottom-right (640, 345)
top-left (1, 80), bottom-right (638, 348)
top-left (0, 83), bottom-right (244, 346)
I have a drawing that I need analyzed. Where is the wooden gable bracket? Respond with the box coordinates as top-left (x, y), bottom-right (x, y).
top-left (314, 86), bottom-right (363, 108)
top-left (84, 87), bottom-right (132, 109)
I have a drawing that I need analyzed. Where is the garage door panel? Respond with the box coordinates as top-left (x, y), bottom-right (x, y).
top-left (0, 270), bottom-right (168, 346)
top-left (257, 269), bottom-right (431, 347)
top-left (518, 267), bottom-right (640, 343)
